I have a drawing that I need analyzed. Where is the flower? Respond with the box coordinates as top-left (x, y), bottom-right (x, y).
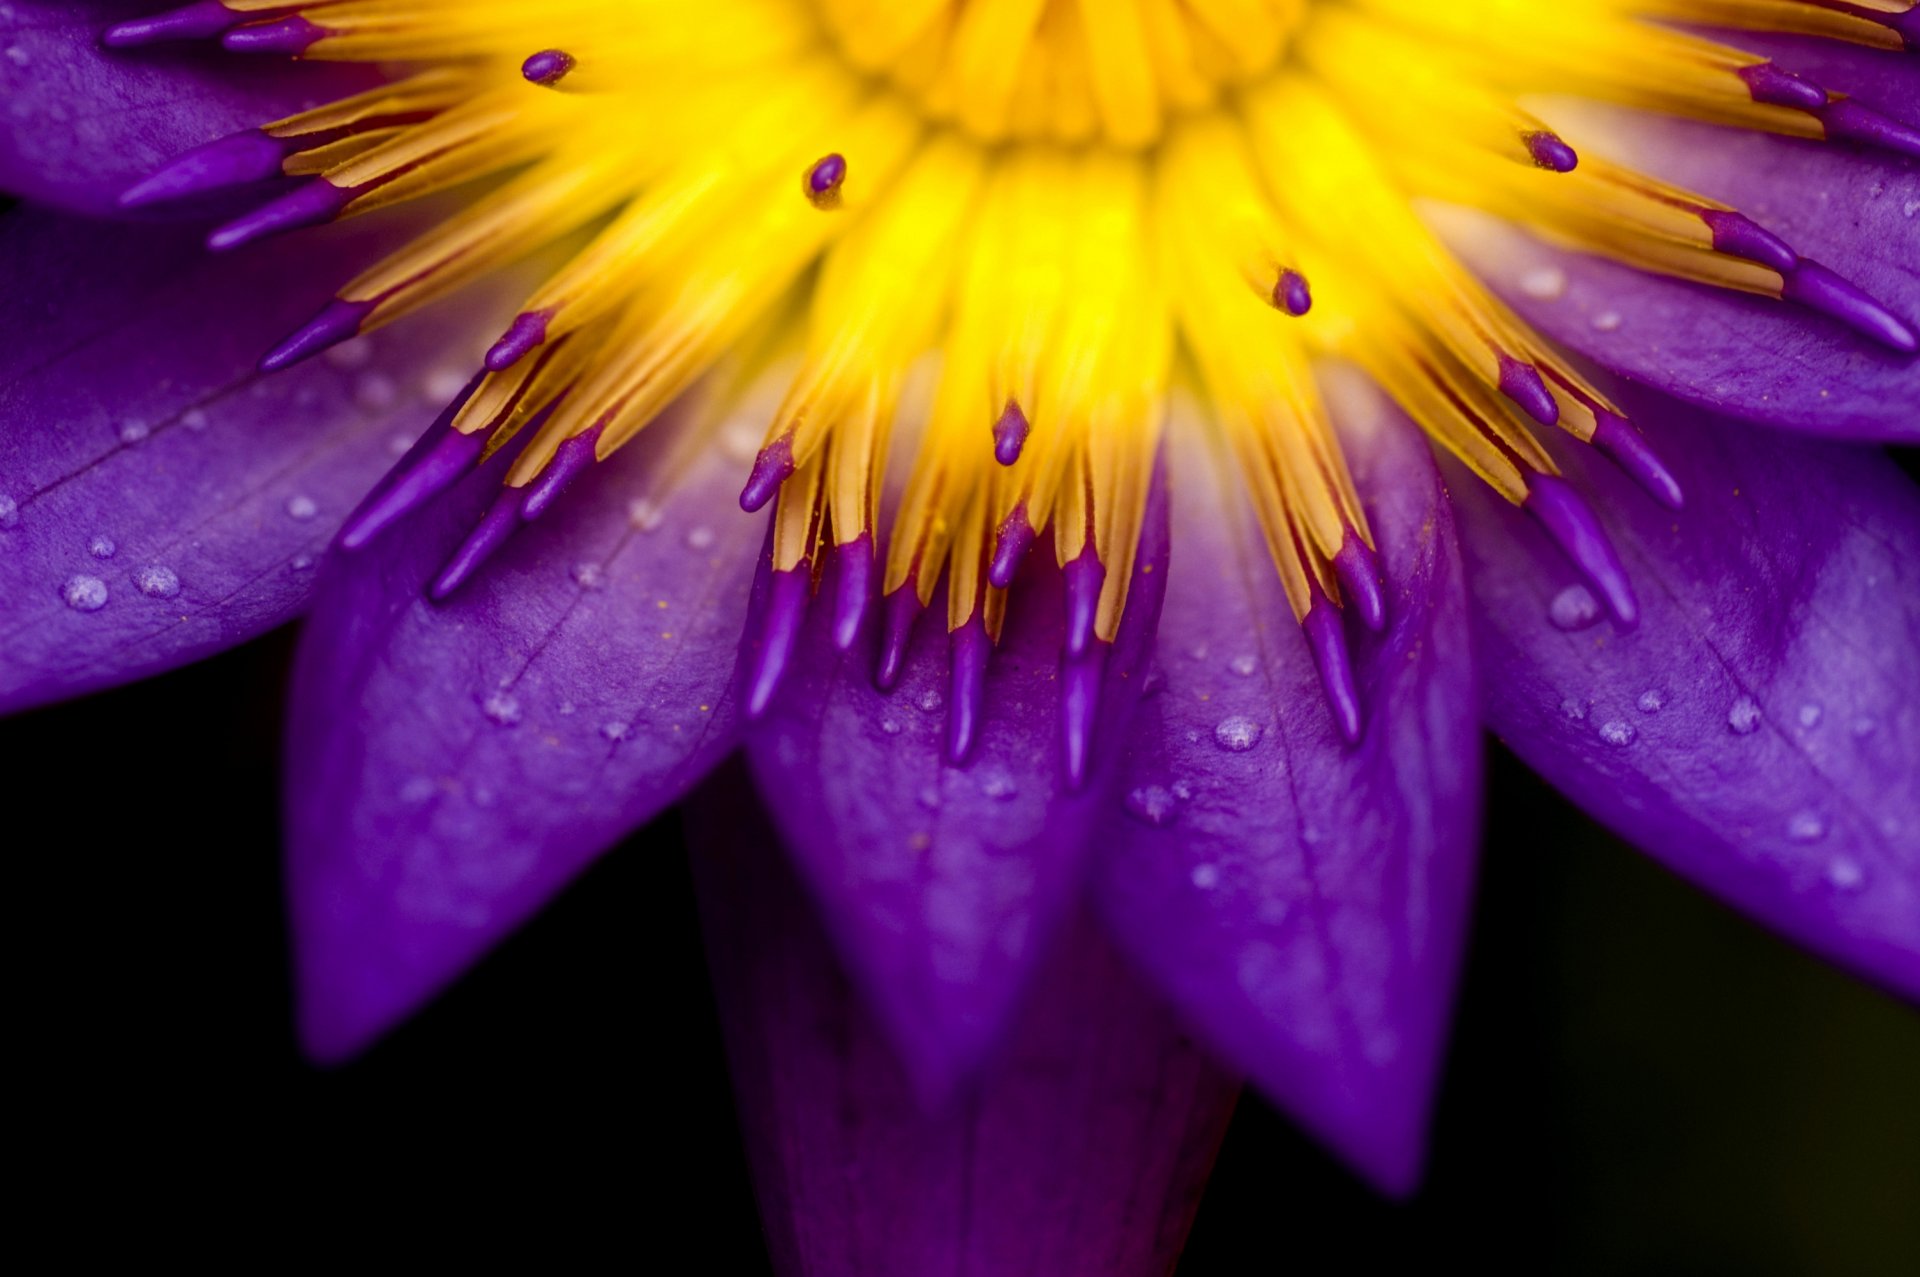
top-left (3, 0), bottom-right (1917, 1266)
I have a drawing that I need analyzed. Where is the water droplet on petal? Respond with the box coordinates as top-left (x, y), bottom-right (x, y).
top-left (918, 689), bottom-right (943, 712)
top-left (180, 408), bottom-right (209, 431)
top-left (88, 534), bottom-right (116, 559)
top-left (1561, 697), bottom-right (1589, 722)
top-left (118, 419), bottom-right (150, 444)
top-left (880, 717), bottom-right (901, 736)
top-left (0, 495), bottom-right (17, 529)
top-left (1598, 719), bottom-right (1636, 746)
top-left (1826, 856), bottom-right (1864, 890)
top-left (289, 554), bottom-right (314, 572)
top-left (1849, 716), bottom-right (1877, 739)
top-left (1787, 809), bottom-right (1827, 843)
top-left (1213, 715), bottom-right (1262, 752)
top-left (61, 574), bottom-right (108, 611)
top-left (1125, 785), bottom-right (1180, 826)
top-left (1591, 311), bottom-right (1623, 333)
top-left (599, 720), bottom-right (630, 742)
top-left (1798, 702), bottom-right (1823, 728)
top-left (570, 562), bottom-right (606, 590)
top-left (285, 494), bottom-right (319, 521)
top-left (978, 767), bottom-right (1017, 800)
top-left (1229, 654), bottom-right (1258, 677)
top-left (627, 498), bottom-right (663, 531)
top-left (133, 564), bottom-right (180, 598)
top-left (1519, 265), bottom-right (1567, 301)
top-left (916, 785), bottom-right (940, 810)
top-left (1190, 863), bottom-right (1221, 890)
top-left (684, 526), bottom-right (715, 550)
top-left (1728, 696), bottom-right (1762, 734)
top-left (481, 691), bottom-right (522, 726)
top-left (423, 368), bottom-right (469, 402)
top-left (1636, 689), bottom-right (1665, 714)
top-left (1549, 584), bottom-right (1603, 631)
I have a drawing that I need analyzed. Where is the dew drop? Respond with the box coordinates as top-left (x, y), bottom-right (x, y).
top-left (0, 494), bottom-right (17, 529)
top-left (1171, 780), bottom-right (1195, 801)
top-left (1213, 715), bottom-right (1263, 752)
top-left (978, 767), bottom-right (1017, 801)
top-left (570, 562), bottom-right (606, 591)
top-left (684, 525), bottom-right (715, 550)
top-left (1190, 863), bottom-right (1221, 890)
top-left (88, 534), bottom-right (116, 559)
top-left (117, 418), bottom-right (150, 444)
top-left (1519, 265), bottom-right (1567, 301)
top-left (1598, 719), bottom-right (1636, 747)
top-left (599, 720), bottom-right (630, 743)
top-left (1727, 696), bottom-right (1762, 734)
top-left (627, 498), bottom-right (664, 531)
top-left (918, 689), bottom-right (943, 712)
top-left (1786, 809), bottom-right (1827, 843)
top-left (1590, 310), bottom-right (1622, 333)
top-left (1125, 785), bottom-right (1180, 826)
top-left (1636, 689), bottom-right (1665, 714)
top-left (1560, 697), bottom-right (1589, 722)
top-left (1798, 702), bottom-right (1823, 729)
top-left (6, 44), bottom-right (31, 68)
top-left (1850, 716), bottom-right (1877, 739)
top-left (917, 785), bottom-right (941, 810)
top-left (289, 554), bottom-right (314, 572)
top-left (385, 432), bottom-right (413, 457)
top-left (134, 564), bottom-right (180, 599)
top-left (1904, 199), bottom-right (1920, 219)
top-left (480, 691), bottom-right (522, 726)
top-left (1826, 856), bottom-right (1864, 890)
top-left (1548, 584), bottom-right (1603, 631)
top-left (285, 494), bottom-right (319, 521)
top-left (1229, 654), bottom-right (1258, 677)
top-left (61, 574), bottom-right (108, 611)
top-left (880, 717), bottom-right (902, 736)
top-left (423, 368), bottom-right (469, 402)
top-left (180, 408), bottom-right (209, 431)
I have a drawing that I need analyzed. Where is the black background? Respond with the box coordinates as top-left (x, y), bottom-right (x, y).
top-left (9, 620), bottom-right (1918, 1271)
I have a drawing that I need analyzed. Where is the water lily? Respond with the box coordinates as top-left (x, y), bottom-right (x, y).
top-left (3, 0), bottom-right (1917, 1268)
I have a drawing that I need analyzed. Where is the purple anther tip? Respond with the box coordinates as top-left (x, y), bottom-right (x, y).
top-left (521, 49), bottom-right (576, 87)
top-left (987, 506), bottom-right (1035, 590)
top-left (1496, 353), bottom-right (1560, 427)
top-left (1523, 129), bottom-right (1579, 173)
top-left (119, 129), bottom-right (293, 208)
top-left (831, 536), bottom-right (875, 652)
top-left (259, 297), bottom-right (374, 372)
top-left (1781, 259), bottom-right (1919, 353)
top-left (222, 15), bottom-right (328, 55)
top-left (208, 177), bottom-right (353, 252)
top-left (1525, 474), bottom-right (1639, 629)
top-left (430, 487), bottom-right (527, 602)
top-left (992, 400), bottom-right (1029, 466)
top-left (1816, 98), bottom-right (1920, 162)
top-left (1737, 62), bottom-right (1828, 112)
top-left (1591, 413), bottom-right (1684, 512)
top-left (522, 424), bottom-right (604, 521)
top-left (1303, 591), bottom-right (1363, 745)
top-left (1059, 644), bottom-right (1107, 792)
top-left (1272, 268), bottom-right (1312, 317)
top-left (804, 153), bottom-right (846, 209)
top-left (739, 435), bottom-right (795, 512)
top-left (875, 585), bottom-right (922, 691)
top-left (1063, 548), bottom-right (1106, 660)
top-left (947, 616), bottom-right (991, 766)
top-left (485, 310), bottom-right (551, 371)
top-left (339, 387), bottom-right (486, 550)
top-left (748, 567), bottom-right (812, 718)
top-left (1333, 531), bottom-right (1387, 633)
top-left (102, 2), bottom-right (239, 48)
top-left (1697, 210), bottom-right (1797, 276)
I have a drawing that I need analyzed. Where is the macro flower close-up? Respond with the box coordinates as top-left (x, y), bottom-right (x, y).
top-left (4, 0), bottom-right (1918, 1268)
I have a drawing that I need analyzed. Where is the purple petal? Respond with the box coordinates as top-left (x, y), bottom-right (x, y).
top-left (1457, 391), bottom-right (1920, 1003)
top-left (744, 474), bottom-right (1171, 1104)
top-left (0, 206), bottom-right (498, 714)
top-left (0, 2), bottom-right (369, 216)
top-left (1447, 122), bottom-right (1919, 441)
top-left (283, 415), bottom-right (760, 1061)
top-left (687, 770), bottom-right (1239, 1277)
top-left (1093, 379), bottom-right (1481, 1195)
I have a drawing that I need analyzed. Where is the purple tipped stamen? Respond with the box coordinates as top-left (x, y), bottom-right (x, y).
top-left (875, 584), bottom-right (923, 691)
top-left (1059, 644), bottom-right (1106, 792)
top-left (1525, 474), bottom-right (1639, 628)
top-left (988, 506), bottom-right (1035, 590)
top-left (486, 310), bottom-right (552, 371)
top-left (521, 49), bottom-right (576, 87)
top-left (1333, 531), bottom-right (1387, 633)
top-left (1591, 413), bottom-right (1683, 512)
top-left (1780, 259), bottom-right (1919, 353)
top-left (1737, 62), bottom-right (1829, 112)
top-left (747, 566), bottom-right (812, 717)
top-left (101, 1), bottom-right (240, 46)
top-left (1814, 97), bottom-right (1920, 161)
top-left (1303, 587), bottom-right (1363, 745)
top-left (804, 153), bottom-right (847, 209)
top-left (831, 536), bottom-right (875, 652)
top-left (1272, 268), bottom-right (1312, 317)
top-left (739, 436), bottom-right (795, 512)
top-left (993, 400), bottom-right (1029, 465)
top-left (208, 178), bottom-right (355, 252)
top-left (259, 298), bottom-right (374, 372)
top-left (222, 15), bottom-right (328, 55)
top-left (947, 616), bottom-right (991, 766)
top-left (120, 129), bottom-right (296, 208)
top-left (1496, 353), bottom-right (1560, 427)
top-left (1063, 548), bottom-right (1106, 660)
top-left (521, 423), bottom-right (603, 521)
top-left (1523, 129), bottom-right (1579, 173)
top-left (338, 379), bottom-right (485, 549)
top-left (431, 487), bottom-right (527, 601)
top-left (1698, 210), bottom-right (1797, 276)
